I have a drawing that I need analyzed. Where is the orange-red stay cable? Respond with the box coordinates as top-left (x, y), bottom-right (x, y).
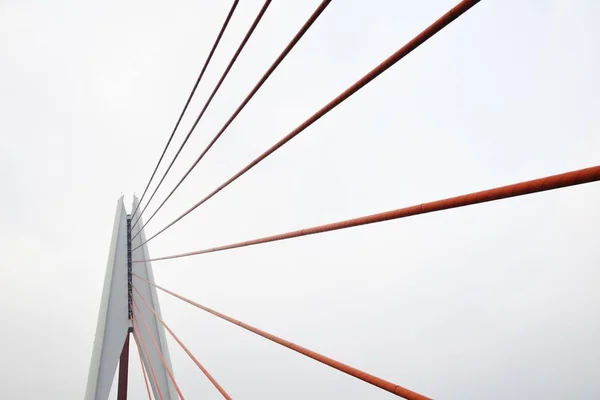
top-left (134, 334), bottom-right (154, 400)
top-left (131, 0), bottom-right (272, 232)
top-left (132, 0), bottom-right (333, 241)
top-left (133, 302), bottom-right (185, 399)
top-left (131, 0), bottom-right (240, 223)
top-left (132, 285), bottom-right (233, 400)
top-left (132, 273), bottom-right (432, 400)
top-left (135, 164), bottom-right (600, 263)
top-left (133, 315), bottom-right (164, 400)
top-left (132, 0), bottom-right (482, 250)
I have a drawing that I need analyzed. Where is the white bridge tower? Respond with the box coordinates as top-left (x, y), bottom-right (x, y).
top-left (85, 196), bottom-right (176, 399)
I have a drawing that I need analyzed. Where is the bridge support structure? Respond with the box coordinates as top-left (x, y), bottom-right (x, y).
top-left (84, 196), bottom-right (176, 400)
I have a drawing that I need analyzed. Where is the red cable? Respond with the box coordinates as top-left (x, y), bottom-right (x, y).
top-left (133, 301), bottom-right (185, 399)
top-left (134, 334), bottom-right (154, 400)
top-left (132, 0), bottom-right (482, 251)
top-left (133, 285), bottom-right (233, 400)
top-left (131, 0), bottom-right (333, 242)
top-left (131, 0), bottom-right (240, 223)
top-left (135, 164), bottom-right (600, 263)
top-left (132, 273), bottom-right (432, 400)
top-left (132, 0), bottom-right (272, 232)
top-left (133, 315), bottom-right (164, 400)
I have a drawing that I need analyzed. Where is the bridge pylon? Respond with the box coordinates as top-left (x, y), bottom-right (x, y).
top-left (85, 196), bottom-right (176, 400)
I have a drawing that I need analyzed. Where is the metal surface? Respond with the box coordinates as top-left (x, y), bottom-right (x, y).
top-left (136, 164), bottom-right (600, 263)
top-left (85, 197), bottom-right (130, 400)
top-left (133, 274), bottom-right (431, 400)
top-left (127, 217), bottom-right (132, 320)
top-left (117, 331), bottom-right (131, 400)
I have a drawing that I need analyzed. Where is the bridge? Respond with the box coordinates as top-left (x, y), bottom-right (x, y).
top-left (83, 1), bottom-right (600, 399)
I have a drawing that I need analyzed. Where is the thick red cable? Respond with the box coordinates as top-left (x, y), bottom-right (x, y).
top-left (132, 0), bottom-right (482, 250)
top-left (135, 164), bottom-right (600, 263)
top-left (133, 302), bottom-right (185, 399)
top-left (132, 273), bottom-right (431, 400)
top-left (132, 0), bottom-right (333, 240)
top-left (132, 0), bottom-right (272, 232)
top-left (131, 0), bottom-right (240, 222)
top-left (133, 315), bottom-right (164, 400)
top-left (134, 333), bottom-right (154, 400)
top-left (133, 285), bottom-right (233, 400)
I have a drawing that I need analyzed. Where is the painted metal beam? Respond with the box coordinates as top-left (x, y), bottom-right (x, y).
top-left (117, 331), bottom-right (131, 400)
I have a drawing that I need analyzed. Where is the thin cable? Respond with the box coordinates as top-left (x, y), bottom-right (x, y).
top-left (133, 302), bottom-right (185, 399)
top-left (132, 0), bottom-right (333, 239)
top-left (132, 273), bottom-right (431, 400)
top-left (134, 164), bottom-right (600, 262)
top-left (133, 285), bottom-right (233, 400)
top-left (134, 333), bottom-right (154, 400)
top-left (133, 316), bottom-right (164, 400)
top-left (133, 0), bottom-right (482, 250)
top-left (131, 0), bottom-right (240, 221)
top-left (132, 0), bottom-right (272, 231)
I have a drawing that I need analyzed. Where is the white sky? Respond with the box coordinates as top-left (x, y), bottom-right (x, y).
top-left (1, 0), bottom-right (599, 398)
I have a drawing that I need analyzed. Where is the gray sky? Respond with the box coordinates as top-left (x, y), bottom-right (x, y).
top-left (1, 0), bottom-right (599, 398)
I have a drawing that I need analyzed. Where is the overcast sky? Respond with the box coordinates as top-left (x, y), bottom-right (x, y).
top-left (1, 0), bottom-right (599, 398)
